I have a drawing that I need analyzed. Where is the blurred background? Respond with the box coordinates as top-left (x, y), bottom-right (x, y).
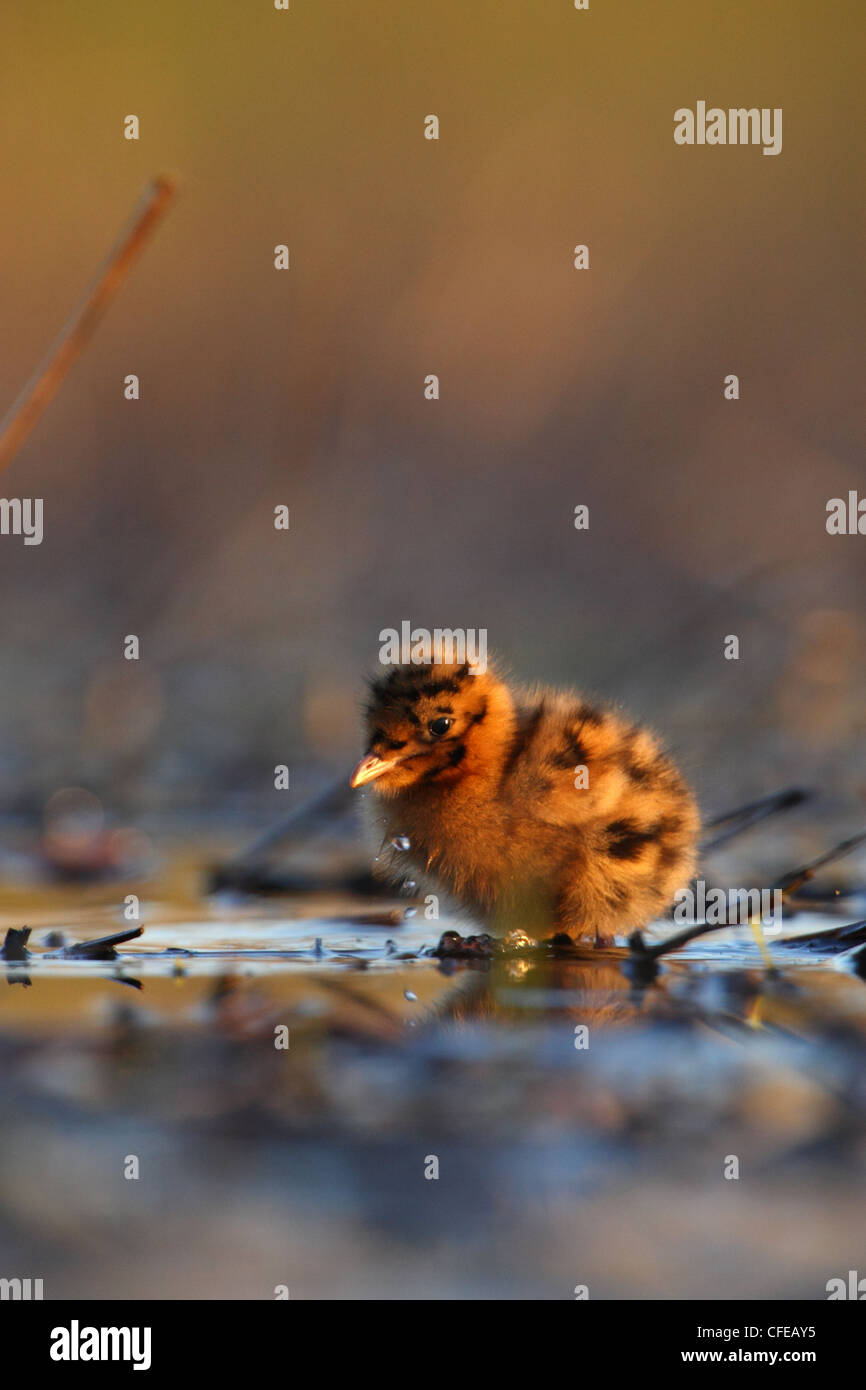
top-left (0, 0), bottom-right (863, 833)
top-left (0, 0), bottom-right (865, 1306)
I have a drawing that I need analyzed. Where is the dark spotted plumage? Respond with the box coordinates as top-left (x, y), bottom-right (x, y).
top-left (351, 659), bottom-right (699, 944)
top-left (606, 819), bottom-right (662, 860)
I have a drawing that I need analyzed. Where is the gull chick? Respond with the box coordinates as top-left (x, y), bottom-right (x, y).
top-left (351, 660), bottom-right (699, 945)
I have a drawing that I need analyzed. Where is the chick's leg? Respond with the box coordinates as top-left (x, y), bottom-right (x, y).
top-left (555, 864), bottom-right (629, 948)
top-left (488, 880), bottom-right (558, 942)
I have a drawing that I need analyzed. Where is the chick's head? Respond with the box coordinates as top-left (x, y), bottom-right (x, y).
top-left (351, 661), bottom-right (510, 796)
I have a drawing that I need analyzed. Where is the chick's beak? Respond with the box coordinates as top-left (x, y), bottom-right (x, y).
top-left (350, 753), bottom-right (401, 789)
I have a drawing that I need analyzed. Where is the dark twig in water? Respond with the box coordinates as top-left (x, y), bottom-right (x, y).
top-left (624, 921), bottom-right (779, 989)
top-left (1, 927), bottom-right (32, 961)
top-left (635, 817), bottom-right (866, 974)
top-left (50, 926), bottom-right (143, 961)
top-left (771, 919), bottom-right (866, 954)
top-left (110, 973), bottom-right (144, 990)
top-left (701, 787), bottom-right (809, 853)
top-left (627, 911), bottom-right (866, 977)
top-left (628, 923), bottom-right (726, 962)
top-left (0, 176), bottom-right (177, 473)
top-left (0, 925), bottom-right (143, 963)
top-left (849, 943), bottom-right (866, 980)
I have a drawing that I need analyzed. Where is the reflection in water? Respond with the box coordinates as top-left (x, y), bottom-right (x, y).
top-left (0, 845), bottom-right (864, 1299)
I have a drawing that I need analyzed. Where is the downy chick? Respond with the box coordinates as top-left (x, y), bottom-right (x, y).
top-left (350, 660), bottom-right (699, 945)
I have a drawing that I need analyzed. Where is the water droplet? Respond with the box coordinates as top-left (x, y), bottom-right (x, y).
top-left (404, 990), bottom-right (418, 1002)
top-left (391, 835), bottom-right (411, 851)
top-left (504, 929), bottom-right (536, 951)
top-left (404, 907), bottom-right (417, 919)
top-left (399, 879), bottom-right (417, 896)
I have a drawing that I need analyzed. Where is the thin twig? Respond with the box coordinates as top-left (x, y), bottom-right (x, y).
top-left (701, 787), bottom-right (809, 853)
top-left (228, 776), bottom-right (354, 866)
top-left (773, 829), bottom-right (866, 896)
top-left (0, 175), bottom-right (178, 473)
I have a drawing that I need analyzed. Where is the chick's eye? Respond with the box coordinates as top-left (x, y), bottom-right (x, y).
top-left (428, 717), bottom-right (453, 738)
